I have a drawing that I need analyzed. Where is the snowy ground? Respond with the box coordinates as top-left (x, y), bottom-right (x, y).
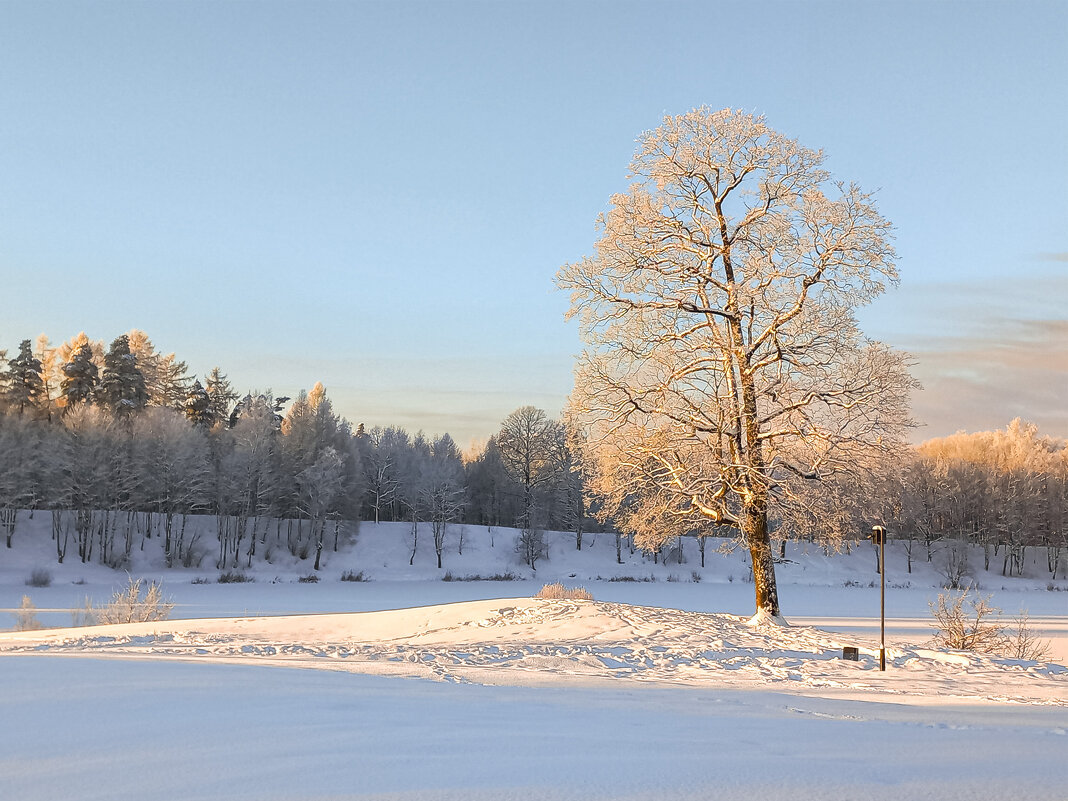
top-left (1, 517), bottom-right (1066, 798)
top-left (3, 656), bottom-right (1066, 801)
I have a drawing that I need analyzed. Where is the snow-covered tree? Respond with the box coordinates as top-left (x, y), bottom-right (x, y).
top-left (420, 433), bottom-right (465, 569)
top-left (216, 396), bottom-right (282, 567)
top-left (205, 367), bottom-right (237, 424)
top-left (61, 343), bottom-right (100, 410)
top-left (97, 335), bottom-right (149, 418)
top-left (126, 330), bottom-right (191, 409)
top-left (131, 407), bottom-right (211, 565)
top-left (362, 426), bottom-right (406, 524)
top-left (184, 380), bottom-right (213, 428)
top-left (6, 340), bottom-right (45, 417)
top-left (0, 414), bottom-right (47, 545)
top-left (559, 108), bottom-right (916, 617)
top-left (296, 446), bottom-right (346, 569)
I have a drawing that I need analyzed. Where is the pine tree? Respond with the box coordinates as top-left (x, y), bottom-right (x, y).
top-left (205, 367), bottom-right (237, 424)
top-left (61, 343), bottom-right (100, 409)
top-left (6, 340), bottom-right (45, 416)
top-left (97, 335), bottom-right (148, 417)
top-left (184, 380), bottom-right (214, 428)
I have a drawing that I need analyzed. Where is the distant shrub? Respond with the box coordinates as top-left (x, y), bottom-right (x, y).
top-left (443, 571), bottom-right (519, 582)
top-left (340, 570), bottom-right (367, 582)
top-left (190, 576), bottom-right (211, 585)
top-left (606, 575), bottom-right (655, 583)
top-left (14, 595), bottom-right (44, 631)
top-left (26, 567), bottom-right (52, 588)
top-left (217, 571), bottom-right (254, 584)
top-left (298, 573), bottom-right (320, 583)
top-left (666, 573), bottom-right (680, 583)
top-left (691, 570), bottom-right (702, 583)
top-left (535, 583), bottom-right (593, 601)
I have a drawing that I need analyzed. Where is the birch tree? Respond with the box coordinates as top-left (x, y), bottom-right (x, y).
top-left (559, 108), bottom-right (915, 617)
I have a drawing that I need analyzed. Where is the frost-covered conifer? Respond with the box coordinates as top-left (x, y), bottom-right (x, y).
top-left (61, 343), bottom-right (100, 410)
top-left (6, 340), bottom-right (45, 416)
top-left (97, 335), bottom-right (148, 417)
top-left (204, 367), bottom-right (237, 424)
top-left (184, 380), bottom-right (214, 428)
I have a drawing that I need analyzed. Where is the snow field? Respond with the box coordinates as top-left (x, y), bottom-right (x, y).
top-left (2, 655), bottom-right (1066, 801)
top-left (1, 516), bottom-right (1066, 799)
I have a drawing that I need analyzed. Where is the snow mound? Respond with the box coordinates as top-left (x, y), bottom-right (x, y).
top-left (1, 598), bottom-right (1064, 705)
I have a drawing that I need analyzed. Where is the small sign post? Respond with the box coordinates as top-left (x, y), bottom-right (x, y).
top-left (872, 525), bottom-right (887, 671)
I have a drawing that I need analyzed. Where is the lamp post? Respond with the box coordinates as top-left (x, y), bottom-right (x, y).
top-left (872, 525), bottom-right (886, 671)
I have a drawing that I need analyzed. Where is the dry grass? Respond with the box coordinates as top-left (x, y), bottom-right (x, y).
top-left (535, 582), bottom-right (593, 601)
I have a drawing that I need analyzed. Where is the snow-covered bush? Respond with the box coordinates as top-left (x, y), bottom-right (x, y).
top-left (535, 583), bottom-right (593, 601)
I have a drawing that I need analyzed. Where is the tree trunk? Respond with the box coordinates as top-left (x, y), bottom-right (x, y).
top-left (743, 505), bottom-right (780, 617)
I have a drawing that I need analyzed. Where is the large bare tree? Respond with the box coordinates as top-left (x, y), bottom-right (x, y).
top-left (559, 108), bottom-right (916, 618)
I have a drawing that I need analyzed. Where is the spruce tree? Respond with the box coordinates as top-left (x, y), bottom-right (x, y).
top-left (184, 380), bottom-right (213, 428)
top-left (6, 340), bottom-right (45, 416)
top-left (97, 334), bottom-right (148, 417)
top-left (61, 343), bottom-right (100, 409)
top-left (205, 367), bottom-right (237, 424)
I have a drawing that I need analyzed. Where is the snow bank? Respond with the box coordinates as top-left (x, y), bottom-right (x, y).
top-left (2, 598), bottom-right (1064, 706)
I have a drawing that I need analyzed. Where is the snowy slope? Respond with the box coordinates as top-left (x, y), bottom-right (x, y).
top-left (2, 598), bottom-right (1064, 707)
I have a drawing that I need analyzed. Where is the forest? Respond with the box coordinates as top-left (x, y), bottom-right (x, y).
top-left (0, 329), bottom-right (1065, 579)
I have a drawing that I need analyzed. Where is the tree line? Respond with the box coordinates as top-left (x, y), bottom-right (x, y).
top-left (0, 330), bottom-right (594, 571)
top-left (0, 328), bottom-right (1064, 581)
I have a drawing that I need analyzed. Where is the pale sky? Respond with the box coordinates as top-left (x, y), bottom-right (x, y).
top-left (1, 1), bottom-right (1065, 444)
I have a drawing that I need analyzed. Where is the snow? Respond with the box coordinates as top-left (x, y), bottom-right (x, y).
top-left (2, 653), bottom-right (1066, 801)
top-left (1, 517), bottom-right (1066, 798)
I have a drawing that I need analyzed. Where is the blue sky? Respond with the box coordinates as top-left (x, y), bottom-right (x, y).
top-left (1, 1), bottom-right (1065, 444)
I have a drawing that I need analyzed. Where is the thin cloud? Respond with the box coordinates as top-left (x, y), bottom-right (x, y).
top-left (882, 276), bottom-right (1068, 438)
